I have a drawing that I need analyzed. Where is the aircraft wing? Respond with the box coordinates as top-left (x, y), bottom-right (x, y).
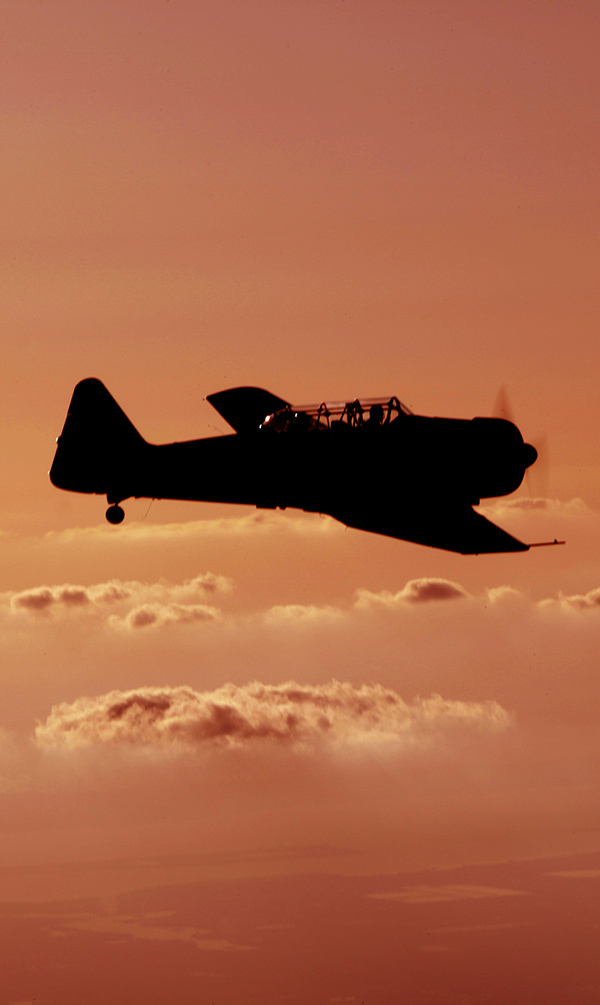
top-left (206, 386), bottom-right (289, 434)
top-left (328, 503), bottom-right (529, 555)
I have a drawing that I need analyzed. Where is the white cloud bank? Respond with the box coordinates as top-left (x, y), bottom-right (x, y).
top-left (4, 572), bottom-right (231, 628)
top-left (35, 681), bottom-right (512, 752)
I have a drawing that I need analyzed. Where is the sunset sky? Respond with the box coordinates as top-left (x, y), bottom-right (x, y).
top-left (1, 2), bottom-right (599, 1002)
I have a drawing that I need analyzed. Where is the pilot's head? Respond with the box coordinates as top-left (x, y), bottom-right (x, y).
top-left (369, 403), bottom-right (384, 424)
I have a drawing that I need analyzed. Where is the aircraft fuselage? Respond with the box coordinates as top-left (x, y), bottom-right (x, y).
top-left (49, 379), bottom-right (542, 554)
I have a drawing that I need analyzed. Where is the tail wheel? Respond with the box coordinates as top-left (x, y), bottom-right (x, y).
top-left (106, 504), bottom-right (125, 524)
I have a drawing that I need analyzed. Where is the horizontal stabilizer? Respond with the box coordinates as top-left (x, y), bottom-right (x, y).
top-left (207, 386), bottom-right (289, 433)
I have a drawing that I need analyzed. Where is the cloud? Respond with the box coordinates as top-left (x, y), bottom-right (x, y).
top-left (354, 578), bottom-right (600, 617)
top-left (45, 512), bottom-right (338, 543)
top-left (547, 587), bottom-right (600, 611)
top-left (6, 572), bottom-right (231, 623)
top-left (368, 885), bottom-right (528, 904)
top-left (121, 602), bottom-right (222, 629)
top-left (11, 587), bottom-right (56, 612)
top-left (34, 681), bottom-right (512, 752)
top-left (481, 497), bottom-right (591, 516)
top-left (11, 585), bottom-right (91, 612)
top-left (483, 585), bottom-right (525, 604)
top-left (1, 554), bottom-right (597, 884)
top-left (263, 604), bottom-right (345, 625)
top-left (354, 578), bottom-right (469, 608)
top-left (431, 922), bottom-right (526, 933)
top-left (8, 566), bottom-right (600, 641)
top-left (547, 870), bottom-right (600, 879)
top-left (55, 912), bottom-right (250, 951)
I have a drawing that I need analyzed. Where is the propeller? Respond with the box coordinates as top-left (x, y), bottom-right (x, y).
top-left (492, 384), bottom-right (516, 425)
top-left (526, 431), bottom-right (550, 499)
top-left (493, 386), bottom-right (550, 499)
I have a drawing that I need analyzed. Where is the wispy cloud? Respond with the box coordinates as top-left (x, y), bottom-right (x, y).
top-left (481, 497), bottom-right (591, 516)
top-left (263, 604), bottom-right (345, 625)
top-left (55, 912), bottom-right (251, 951)
top-left (547, 870), bottom-right (600, 879)
top-left (369, 885), bottom-right (528, 904)
top-left (544, 587), bottom-right (600, 611)
top-left (45, 512), bottom-right (338, 542)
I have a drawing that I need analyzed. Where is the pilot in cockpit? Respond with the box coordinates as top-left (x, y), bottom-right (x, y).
top-left (365, 403), bottom-right (384, 428)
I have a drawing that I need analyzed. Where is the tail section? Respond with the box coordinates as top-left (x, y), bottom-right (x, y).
top-left (50, 378), bottom-right (147, 499)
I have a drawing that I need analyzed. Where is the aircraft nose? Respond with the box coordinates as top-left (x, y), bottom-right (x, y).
top-left (523, 442), bottom-right (538, 469)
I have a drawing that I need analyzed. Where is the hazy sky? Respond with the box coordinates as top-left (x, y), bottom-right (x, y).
top-left (1, 2), bottom-right (599, 1002)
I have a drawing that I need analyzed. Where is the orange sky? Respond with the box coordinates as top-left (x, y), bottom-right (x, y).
top-left (1, 2), bottom-right (599, 1002)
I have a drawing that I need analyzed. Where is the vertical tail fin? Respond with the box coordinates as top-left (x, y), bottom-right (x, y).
top-left (50, 378), bottom-right (147, 497)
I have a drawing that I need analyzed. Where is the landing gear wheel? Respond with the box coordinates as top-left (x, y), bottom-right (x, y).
top-left (106, 504), bottom-right (125, 525)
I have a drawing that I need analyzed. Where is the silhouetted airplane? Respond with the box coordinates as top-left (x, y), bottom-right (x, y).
top-left (50, 379), bottom-right (562, 554)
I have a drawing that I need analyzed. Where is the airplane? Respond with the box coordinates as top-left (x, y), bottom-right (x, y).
top-left (49, 378), bottom-right (563, 555)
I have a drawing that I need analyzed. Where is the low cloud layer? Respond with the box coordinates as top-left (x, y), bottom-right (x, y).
top-left (1, 504), bottom-right (597, 891)
top-left (35, 681), bottom-right (512, 752)
top-left (7, 566), bottom-right (600, 636)
top-left (5, 573), bottom-right (230, 627)
top-left (45, 511), bottom-right (338, 542)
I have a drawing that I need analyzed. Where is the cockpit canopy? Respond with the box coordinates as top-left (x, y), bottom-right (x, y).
top-left (260, 396), bottom-right (412, 434)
